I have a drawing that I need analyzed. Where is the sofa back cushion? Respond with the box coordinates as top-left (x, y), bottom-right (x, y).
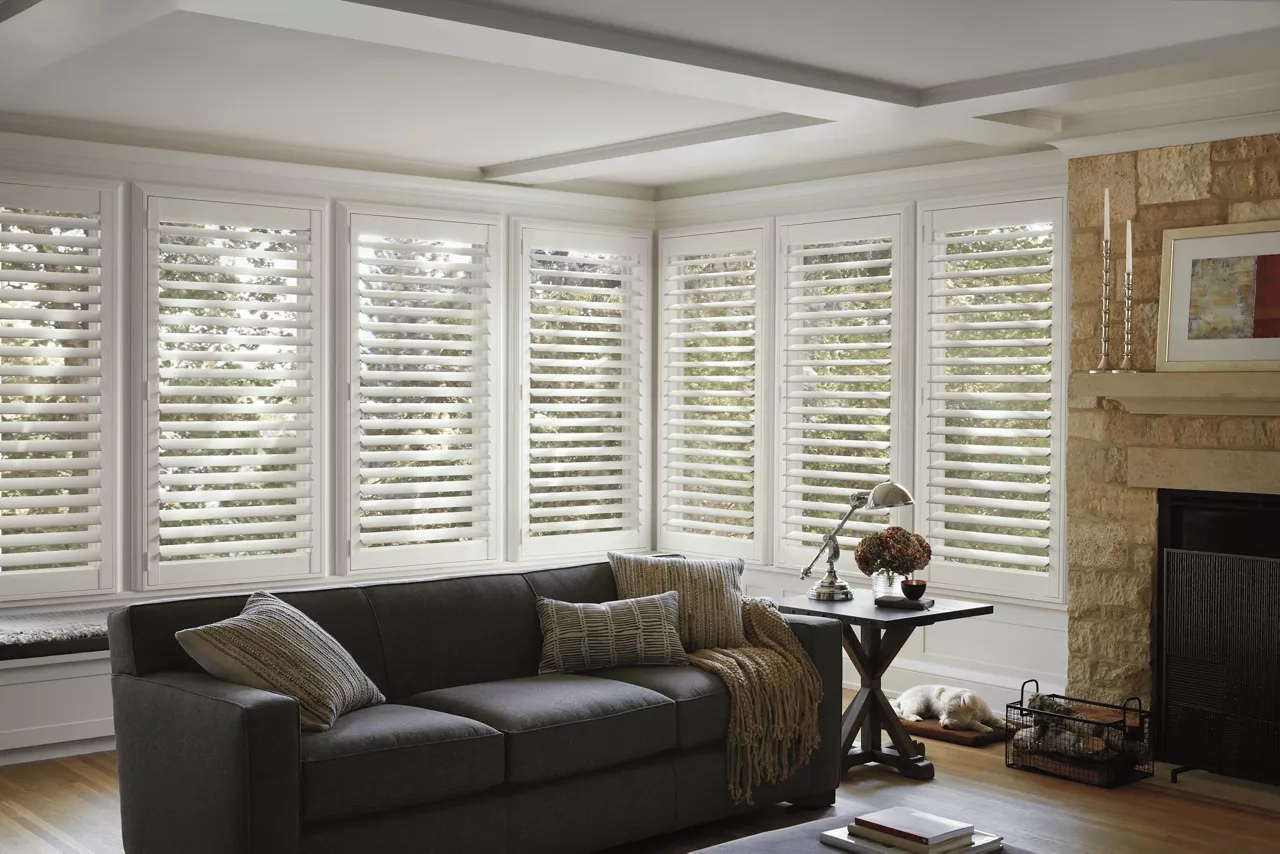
top-left (523, 561), bottom-right (617, 604)
top-left (109, 586), bottom-right (390, 694)
top-left (363, 573), bottom-right (540, 699)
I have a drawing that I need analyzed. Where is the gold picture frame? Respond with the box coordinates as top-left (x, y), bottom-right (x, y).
top-left (1157, 220), bottom-right (1280, 372)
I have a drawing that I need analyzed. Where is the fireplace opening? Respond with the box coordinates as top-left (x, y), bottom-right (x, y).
top-left (1155, 489), bottom-right (1280, 785)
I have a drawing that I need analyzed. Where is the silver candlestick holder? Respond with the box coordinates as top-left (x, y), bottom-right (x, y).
top-left (1115, 270), bottom-right (1136, 372)
top-left (1089, 238), bottom-right (1114, 373)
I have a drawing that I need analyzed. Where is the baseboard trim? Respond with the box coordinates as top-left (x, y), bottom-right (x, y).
top-left (0, 735), bottom-right (114, 767)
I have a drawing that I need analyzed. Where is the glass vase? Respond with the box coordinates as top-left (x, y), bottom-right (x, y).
top-left (871, 569), bottom-right (896, 599)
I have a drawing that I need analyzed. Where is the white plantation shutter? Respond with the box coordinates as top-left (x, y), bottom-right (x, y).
top-left (147, 196), bottom-right (324, 587)
top-left (348, 212), bottom-right (497, 571)
top-left (919, 198), bottom-right (1063, 599)
top-left (517, 225), bottom-right (650, 559)
top-left (659, 227), bottom-right (765, 562)
top-left (0, 182), bottom-right (116, 598)
top-left (776, 214), bottom-right (902, 568)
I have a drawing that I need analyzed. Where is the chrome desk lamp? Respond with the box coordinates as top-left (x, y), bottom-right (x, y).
top-left (799, 481), bottom-right (914, 601)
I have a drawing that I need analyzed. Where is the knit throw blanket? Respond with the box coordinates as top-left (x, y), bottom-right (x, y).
top-left (689, 597), bottom-right (823, 805)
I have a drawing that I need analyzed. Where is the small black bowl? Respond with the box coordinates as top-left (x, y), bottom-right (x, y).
top-left (900, 579), bottom-right (927, 601)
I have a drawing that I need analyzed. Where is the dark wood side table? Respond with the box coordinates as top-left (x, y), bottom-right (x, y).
top-left (779, 595), bottom-right (993, 781)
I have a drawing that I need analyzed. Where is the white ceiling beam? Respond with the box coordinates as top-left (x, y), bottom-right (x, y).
top-left (920, 26), bottom-right (1280, 116)
top-left (0, 0), bottom-right (179, 87)
top-left (481, 114), bottom-right (830, 184)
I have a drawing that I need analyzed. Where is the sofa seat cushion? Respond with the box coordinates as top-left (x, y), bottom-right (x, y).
top-left (300, 703), bottom-right (504, 821)
top-left (585, 665), bottom-right (729, 748)
top-left (405, 674), bottom-right (676, 784)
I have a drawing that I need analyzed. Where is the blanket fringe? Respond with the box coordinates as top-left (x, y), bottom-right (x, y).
top-left (688, 597), bottom-right (823, 805)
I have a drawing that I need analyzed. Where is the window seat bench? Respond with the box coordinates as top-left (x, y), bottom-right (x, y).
top-left (0, 609), bottom-right (111, 661)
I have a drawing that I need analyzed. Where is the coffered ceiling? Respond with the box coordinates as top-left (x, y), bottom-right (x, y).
top-left (4, 0), bottom-right (1280, 198)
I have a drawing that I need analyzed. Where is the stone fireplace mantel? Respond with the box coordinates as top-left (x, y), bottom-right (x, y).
top-left (1071, 372), bottom-right (1280, 417)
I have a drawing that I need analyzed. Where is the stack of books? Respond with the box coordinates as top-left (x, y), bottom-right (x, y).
top-left (819, 807), bottom-right (1002, 853)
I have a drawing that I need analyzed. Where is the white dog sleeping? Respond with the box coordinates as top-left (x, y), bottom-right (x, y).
top-left (891, 685), bottom-right (1007, 734)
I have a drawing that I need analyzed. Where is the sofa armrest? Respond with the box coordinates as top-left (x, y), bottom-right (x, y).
top-left (112, 671), bottom-right (301, 854)
top-left (783, 613), bottom-right (843, 794)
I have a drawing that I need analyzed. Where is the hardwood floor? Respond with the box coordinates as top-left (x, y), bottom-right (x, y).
top-left (0, 740), bottom-right (1274, 853)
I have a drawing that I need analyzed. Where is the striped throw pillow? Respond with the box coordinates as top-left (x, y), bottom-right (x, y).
top-left (535, 591), bottom-right (687, 675)
top-left (608, 552), bottom-right (747, 651)
top-left (176, 592), bottom-right (385, 731)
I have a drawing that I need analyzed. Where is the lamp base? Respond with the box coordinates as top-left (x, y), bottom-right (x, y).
top-left (807, 575), bottom-right (854, 601)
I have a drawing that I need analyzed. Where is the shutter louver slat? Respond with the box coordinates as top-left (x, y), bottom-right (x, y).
top-left (660, 229), bottom-right (762, 560)
top-left (520, 229), bottom-right (648, 558)
top-left (778, 218), bottom-right (898, 563)
top-left (151, 198), bottom-right (319, 582)
top-left (350, 213), bottom-right (496, 571)
top-left (923, 202), bottom-right (1060, 580)
top-left (0, 186), bottom-right (110, 591)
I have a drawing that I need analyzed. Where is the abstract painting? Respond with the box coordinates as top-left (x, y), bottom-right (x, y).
top-left (1159, 222), bottom-right (1280, 370)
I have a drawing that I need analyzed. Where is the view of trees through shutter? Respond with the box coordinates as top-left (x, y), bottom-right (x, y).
top-left (350, 212), bottom-right (496, 570)
top-left (921, 199), bottom-right (1061, 592)
top-left (150, 197), bottom-right (320, 584)
top-left (659, 228), bottom-right (762, 561)
top-left (777, 215), bottom-right (898, 567)
top-left (519, 226), bottom-right (649, 558)
top-left (0, 183), bottom-right (111, 595)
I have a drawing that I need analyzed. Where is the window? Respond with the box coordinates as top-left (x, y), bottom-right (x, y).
top-left (0, 181), bottom-right (116, 599)
top-left (344, 210), bottom-right (498, 571)
top-left (917, 198), bottom-right (1064, 600)
top-left (145, 195), bottom-right (324, 588)
top-left (775, 213), bottom-right (904, 568)
top-left (515, 224), bottom-right (650, 559)
top-left (658, 226), bottom-right (766, 562)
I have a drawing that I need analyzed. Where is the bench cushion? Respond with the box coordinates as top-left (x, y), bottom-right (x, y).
top-left (300, 704), bottom-right (504, 821)
top-left (405, 674), bottom-right (676, 784)
top-left (586, 665), bottom-right (729, 748)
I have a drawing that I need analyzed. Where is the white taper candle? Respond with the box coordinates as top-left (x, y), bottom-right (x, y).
top-left (1103, 188), bottom-right (1110, 242)
top-left (1126, 219), bottom-right (1133, 273)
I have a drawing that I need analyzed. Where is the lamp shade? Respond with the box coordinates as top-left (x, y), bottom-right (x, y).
top-left (862, 481), bottom-right (914, 512)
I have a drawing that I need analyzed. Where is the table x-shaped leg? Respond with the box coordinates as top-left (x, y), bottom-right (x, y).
top-left (839, 622), bottom-right (934, 780)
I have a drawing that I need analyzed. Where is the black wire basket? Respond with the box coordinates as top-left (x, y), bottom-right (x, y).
top-left (1006, 679), bottom-right (1153, 788)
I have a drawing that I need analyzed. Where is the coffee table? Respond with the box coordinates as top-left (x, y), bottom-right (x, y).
top-left (692, 815), bottom-right (1028, 852)
top-left (779, 595), bottom-right (993, 781)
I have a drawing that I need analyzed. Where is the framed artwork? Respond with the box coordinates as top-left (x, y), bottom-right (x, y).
top-left (1158, 220), bottom-right (1280, 371)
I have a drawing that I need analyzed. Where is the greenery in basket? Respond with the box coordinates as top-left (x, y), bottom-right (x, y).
top-left (854, 526), bottom-right (932, 577)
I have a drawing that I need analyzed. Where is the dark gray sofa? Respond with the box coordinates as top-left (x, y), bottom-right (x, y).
top-left (108, 561), bottom-right (843, 854)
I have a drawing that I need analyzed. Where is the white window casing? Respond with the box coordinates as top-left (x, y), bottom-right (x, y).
top-left (917, 197), bottom-right (1064, 601)
top-left (144, 194), bottom-right (326, 588)
top-left (514, 224), bottom-right (651, 560)
top-left (774, 212), bottom-right (908, 569)
top-left (0, 180), bottom-right (118, 599)
top-left (343, 209), bottom-right (500, 572)
top-left (658, 226), bottom-right (768, 563)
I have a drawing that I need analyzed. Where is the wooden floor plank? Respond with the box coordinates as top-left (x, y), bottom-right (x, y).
top-left (0, 739), bottom-right (1273, 853)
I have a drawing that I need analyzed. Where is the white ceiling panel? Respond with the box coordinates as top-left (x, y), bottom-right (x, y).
top-left (479, 0), bottom-right (1280, 89)
top-left (0, 10), bottom-right (765, 169)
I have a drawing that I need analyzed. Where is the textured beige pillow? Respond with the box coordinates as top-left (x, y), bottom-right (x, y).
top-left (176, 591), bottom-right (385, 731)
top-left (608, 552), bottom-right (747, 651)
top-left (535, 591), bottom-right (687, 674)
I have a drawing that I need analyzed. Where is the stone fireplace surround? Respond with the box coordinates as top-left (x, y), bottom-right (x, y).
top-left (1066, 133), bottom-right (1280, 705)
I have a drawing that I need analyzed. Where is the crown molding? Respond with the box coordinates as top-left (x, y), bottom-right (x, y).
top-left (1051, 110), bottom-right (1280, 159)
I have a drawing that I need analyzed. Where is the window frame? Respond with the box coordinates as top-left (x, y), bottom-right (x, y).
top-left (336, 201), bottom-right (503, 575)
top-left (913, 192), bottom-right (1067, 603)
top-left (509, 218), bottom-right (653, 562)
top-left (656, 220), bottom-right (773, 565)
top-left (0, 174), bottom-right (123, 601)
top-left (135, 185), bottom-right (330, 591)
top-left (771, 206), bottom-right (915, 570)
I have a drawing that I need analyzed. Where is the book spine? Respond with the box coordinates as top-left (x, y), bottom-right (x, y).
top-left (853, 820), bottom-right (928, 846)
